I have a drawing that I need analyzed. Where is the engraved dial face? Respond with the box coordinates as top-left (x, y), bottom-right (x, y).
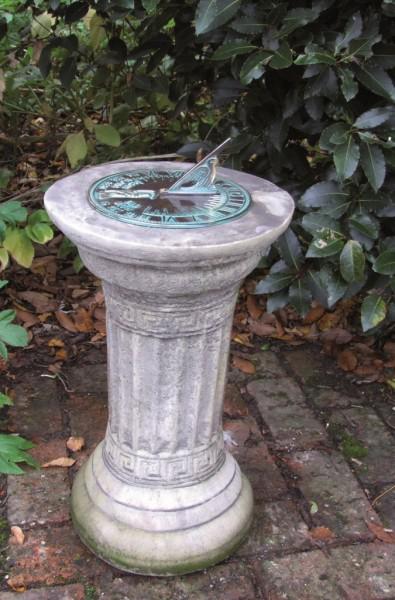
top-left (88, 168), bottom-right (251, 229)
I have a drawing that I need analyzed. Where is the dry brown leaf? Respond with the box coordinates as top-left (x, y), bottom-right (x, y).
top-left (15, 309), bottom-right (39, 328)
top-left (7, 575), bottom-right (26, 593)
top-left (93, 306), bottom-right (106, 321)
top-left (367, 521), bottom-right (395, 543)
top-left (94, 319), bottom-right (106, 334)
top-left (232, 332), bottom-right (254, 348)
top-left (66, 436), bottom-right (85, 452)
top-left (55, 310), bottom-right (78, 332)
top-left (320, 328), bottom-right (353, 345)
top-left (317, 311), bottom-right (343, 331)
top-left (9, 525), bottom-right (25, 545)
top-left (246, 295), bottom-right (263, 320)
top-left (55, 348), bottom-right (68, 361)
top-left (48, 337), bottom-right (64, 348)
top-left (18, 290), bottom-right (57, 313)
top-left (304, 304), bottom-right (325, 324)
top-left (48, 362), bottom-right (62, 374)
top-left (71, 288), bottom-right (91, 299)
top-left (73, 307), bottom-right (94, 333)
top-left (337, 349), bottom-right (358, 372)
top-left (310, 526), bottom-right (335, 541)
top-left (249, 319), bottom-right (277, 337)
top-left (42, 456), bottom-right (76, 468)
top-left (231, 355), bottom-right (256, 374)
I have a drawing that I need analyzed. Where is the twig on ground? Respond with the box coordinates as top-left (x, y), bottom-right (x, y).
top-left (372, 483), bottom-right (395, 507)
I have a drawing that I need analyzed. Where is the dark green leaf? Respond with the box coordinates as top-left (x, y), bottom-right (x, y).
top-left (340, 240), bottom-right (365, 282)
top-left (339, 67), bottom-right (358, 101)
top-left (355, 65), bottom-right (395, 101)
top-left (239, 50), bottom-right (269, 83)
top-left (360, 143), bottom-right (386, 192)
top-left (59, 56), bottom-right (77, 89)
top-left (354, 107), bottom-right (395, 129)
top-left (335, 12), bottom-right (362, 51)
top-left (306, 237), bottom-right (344, 258)
top-left (295, 52), bottom-right (336, 65)
top-left (195, 0), bottom-right (241, 35)
top-left (65, 1), bottom-right (89, 24)
top-left (319, 123), bottom-right (350, 152)
top-left (276, 228), bottom-right (303, 269)
top-left (361, 294), bottom-right (387, 332)
top-left (373, 250), bottom-right (395, 275)
top-left (333, 135), bottom-right (360, 181)
top-left (212, 42), bottom-right (257, 61)
top-left (0, 341), bottom-right (7, 360)
top-left (348, 213), bottom-right (379, 240)
top-left (269, 41), bottom-right (293, 70)
top-left (301, 213), bottom-right (341, 236)
top-left (230, 16), bottom-right (265, 34)
top-left (280, 8), bottom-right (319, 36)
top-left (254, 271), bottom-right (296, 294)
top-left (288, 280), bottom-right (312, 317)
top-left (266, 291), bottom-right (289, 313)
top-left (299, 181), bottom-right (349, 210)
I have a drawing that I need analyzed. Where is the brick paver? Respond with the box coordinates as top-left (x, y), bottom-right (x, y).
top-left (254, 543), bottom-right (395, 600)
top-left (2, 343), bottom-right (395, 598)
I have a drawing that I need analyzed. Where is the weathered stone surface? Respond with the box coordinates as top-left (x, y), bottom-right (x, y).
top-left (247, 378), bottom-right (327, 450)
top-left (172, 562), bottom-right (259, 600)
top-left (373, 485), bottom-right (395, 529)
top-left (249, 351), bottom-right (286, 379)
top-left (283, 348), bottom-right (323, 383)
top-left (230, 442), bottom-right (287, 501)
top-left (97, 576), bottom-right (173, 600)
top-left (254, 543), bottom-right (395, 600)
top-left (8, 376), bottom-right (62, 441)
top-left (67, 392), bottom-right (107, 451)
top-left (236, 500), bottom-right (310, 558)
top-left (0, 584), bottom-right (85, 599)
top-left (329, 407), bottom-right (395, 485)
top-left (308, 388), bottom-right (358, 410)
top-left (6, 525), bottom-right (112, 587)
top-left (7, 470), bottom-right (69, 527)
top-left (287, 450), bottom-right (378, 540)
top-left (66, 362), bottom-right (107, 397)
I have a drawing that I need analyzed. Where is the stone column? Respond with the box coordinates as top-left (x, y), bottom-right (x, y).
top-left (44, 161), bottom-right (294, 575)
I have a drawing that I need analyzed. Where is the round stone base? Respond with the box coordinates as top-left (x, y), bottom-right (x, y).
top-left (71, 443), bottom-right (253, 576)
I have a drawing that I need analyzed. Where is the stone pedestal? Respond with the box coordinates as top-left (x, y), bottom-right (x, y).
top-left (44, 161), bottom-right (293, 575)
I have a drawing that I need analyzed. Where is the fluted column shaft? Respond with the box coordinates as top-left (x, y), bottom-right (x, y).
top-left (102, 283), bottom-right (238, 487)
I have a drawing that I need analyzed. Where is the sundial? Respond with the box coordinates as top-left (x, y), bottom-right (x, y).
top-left (88, 138), bottom-right (251, 228)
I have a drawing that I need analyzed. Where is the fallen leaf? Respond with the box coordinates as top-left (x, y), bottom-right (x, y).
top-left (18, 290), bottom-right (57, 313)
top-left (71, 288), bottom-right (91, 299)
top-left (73, 307), bottom-right (94, 332)
top-left (93, 306), bottom-right (106, 321)
top-left (55, 348), bottom-right (68, 361)
top-left (384, 341), bottom-right (395, 358)
top-left (304, 304), bottom-right (325, 324)
top-left (7, 575), bottom-right (26, 593)
top-left (93, 319), bottom-right (106, 334)
top-left (337, 349), bottom-right (358, 372)
top-left (42, 456), bottom-right (75, 468)
top-left (55, 310), bottom-right (77, 332)
top-left (310, 526), bottom-right (335, 541)
top-left (320, 328), bottom-right (353, 344)
top-left (317, 311), bottom-right (343, 331)
top-left (231, 355), bottom-right (256, 374)
top-left (224, 384), bottom-right (249, 418)
top-left (249, 319), bottom-right (277, 337)
top-left (9, 525), bottom-right (25, 545)
top-left (66, 436), bottom-right (85, 452)
top-left (232, 332), bottom-right (254, 348)
top-left (15, 309), bottom-right (39, 328)
top-left (246, 295), bottom-right (263, 320)
top-left (367, 521), bottom-right (395, 543)
top-left (48, 337), bottom-right (64, 348)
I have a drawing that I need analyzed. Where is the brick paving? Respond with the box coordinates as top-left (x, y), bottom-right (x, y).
top-left (1, 344), bottom-right (395, 599)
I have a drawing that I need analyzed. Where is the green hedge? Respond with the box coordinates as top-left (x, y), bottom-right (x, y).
top-left (2, 0), bottom-right (395, 332)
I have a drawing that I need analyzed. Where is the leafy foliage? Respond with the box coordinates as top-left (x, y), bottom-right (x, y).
top-left (0, 0), bottom-right (395, 332)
